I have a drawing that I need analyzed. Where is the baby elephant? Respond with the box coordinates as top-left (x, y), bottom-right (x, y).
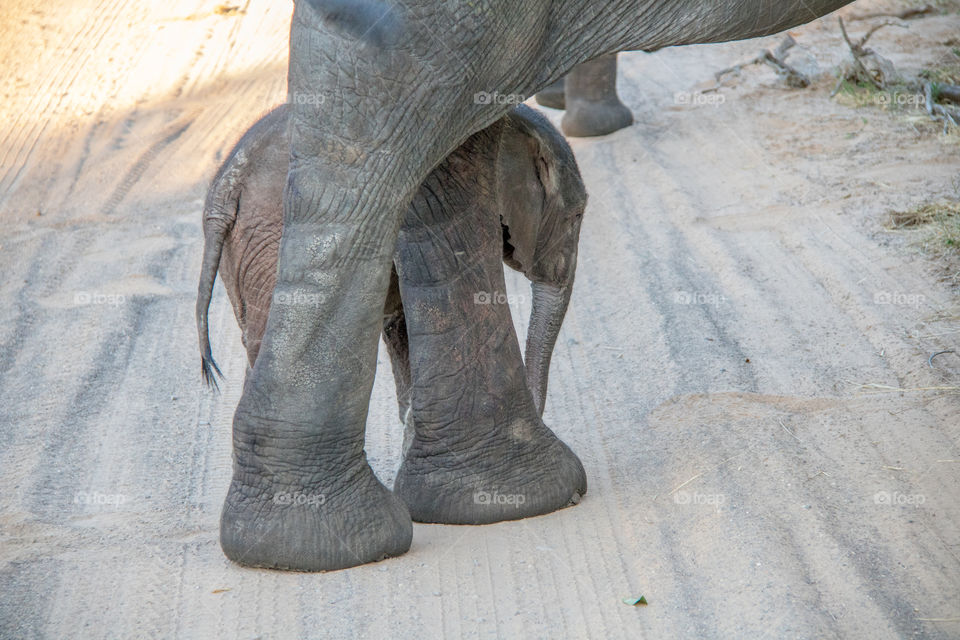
top-left (198, 103), bottom-right (589, 531)
top-left (198, 103), bottom-right (585, 416)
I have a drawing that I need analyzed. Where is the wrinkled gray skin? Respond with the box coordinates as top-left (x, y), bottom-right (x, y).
top-left (220, 0), bottom-right (854, 571)
top-left (197, 102), bottom-right (584, 429)
top-left (200, 103), bottom-right (585, 567)
top-left (536, 54), bottom-right (635, 138)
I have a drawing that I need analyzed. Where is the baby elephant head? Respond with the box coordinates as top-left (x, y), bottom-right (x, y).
top-left (496, 105), bottom-right (588, 417)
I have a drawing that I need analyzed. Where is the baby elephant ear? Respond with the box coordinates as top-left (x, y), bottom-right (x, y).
top-left (497, 117), bottom-right (547, 277)
top-left (498, 104), bottom-right (573, 276)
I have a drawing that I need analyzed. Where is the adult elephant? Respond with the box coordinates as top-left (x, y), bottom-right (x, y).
top-left (221, 0), bottom-right (854, 571)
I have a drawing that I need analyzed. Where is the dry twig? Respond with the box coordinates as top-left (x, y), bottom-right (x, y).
top-left (832, 17), bottom-right (905, 93)
top-left (713, 35), bottom-right (811, 89)
top-left (928, 350), bottom-right (956, 367)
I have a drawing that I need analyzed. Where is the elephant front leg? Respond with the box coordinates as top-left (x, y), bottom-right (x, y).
top-left (220, 201), bottom-right (414, 570)
top-left (219, 11), bottom-right (418, 570)
top-left (392, 181), bottom-right (586, 525)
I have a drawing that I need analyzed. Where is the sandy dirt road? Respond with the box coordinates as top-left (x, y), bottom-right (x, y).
top-left (1, 1), bottom-right (959, 638)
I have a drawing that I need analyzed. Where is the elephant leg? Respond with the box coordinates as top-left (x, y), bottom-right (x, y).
top-left (392, 137), bottom-right (587, 525)
top-left (220, 196), bottom-right (414, 571)
top-left (219, 8), bottom-right (420, 573)
top-left (561, 54), bottom-right (634, 138)
top-left (534, 77), bottom-right (566, 110)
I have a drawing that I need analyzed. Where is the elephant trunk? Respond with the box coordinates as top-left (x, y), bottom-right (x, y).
top-left (524, 279), bottom-right (573, 417)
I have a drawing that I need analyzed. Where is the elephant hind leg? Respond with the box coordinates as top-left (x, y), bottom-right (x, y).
top-left (561, 54), bottom-right (634, 138)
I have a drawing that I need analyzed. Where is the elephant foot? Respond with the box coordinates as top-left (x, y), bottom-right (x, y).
top-left (535, 77), bottom-right (566, 110)
top-left (221, 417), bottom-right (412, 571)
top-left (561, 99), bottom-right (634, 138)
top-left (221, 468), bottom-right (412, 571)
top-left (393, 418), bottom-right (587, 524)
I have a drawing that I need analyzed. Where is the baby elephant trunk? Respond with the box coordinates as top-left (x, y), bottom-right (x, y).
top-left (524, 278), bottom-right (574, 417)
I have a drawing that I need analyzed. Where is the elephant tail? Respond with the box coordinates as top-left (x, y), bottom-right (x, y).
top-left (197, 155), bottom-right (245, 392)
top-left (302, 0), bottom-right (404, 48)
top-left (197, 228), bottom-right (225, 392)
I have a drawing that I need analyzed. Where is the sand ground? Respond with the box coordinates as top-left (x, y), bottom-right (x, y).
top-left (1, 1), bottom-right (959, 638)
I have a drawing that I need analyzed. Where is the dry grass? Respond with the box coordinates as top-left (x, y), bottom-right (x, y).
top-left (832, 80), bottom-right (928, 113)
top-left (886, 201), bottom-right (960, 285)
top-left (888, 201), bottom-right (960, 229)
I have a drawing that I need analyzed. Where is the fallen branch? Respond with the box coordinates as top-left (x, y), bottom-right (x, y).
top-left (713, 35), bottom-right (810, 90)
top-left (835, 18), bottom-right (879, 91)
top-left (832, 18), bottom-right (960, 131)
top-left (832, 18), bottom-right (916, 99)
top-left (926, 82), bottom-right (960, 130)
top-left (833, 17), bottom-right (905, 92)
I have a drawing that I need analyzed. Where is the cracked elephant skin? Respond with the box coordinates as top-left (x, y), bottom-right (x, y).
top-left (197, 103), bottom-right (587, 563)
top-left (209, 0), bottom-right (855, 571)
